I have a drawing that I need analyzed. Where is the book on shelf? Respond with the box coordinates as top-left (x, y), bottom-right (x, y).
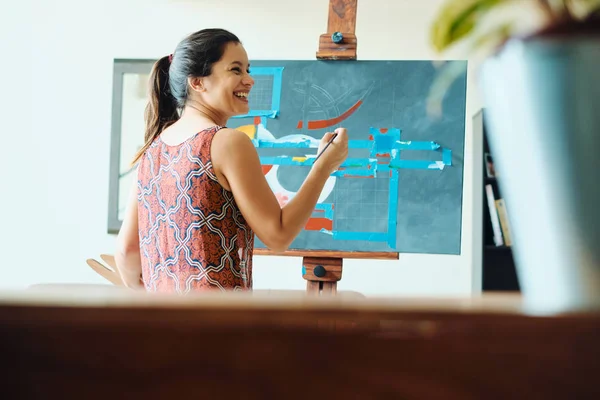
top-left (485, 153), bottom-right (496, 178)
top-left (485, 184), bottom-right (513, 247)
top-left (495, 198), bottom-right (512, 247)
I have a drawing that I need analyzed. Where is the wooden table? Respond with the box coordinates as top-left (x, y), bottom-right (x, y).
top-left (1, 289), bottom-right (598, 399)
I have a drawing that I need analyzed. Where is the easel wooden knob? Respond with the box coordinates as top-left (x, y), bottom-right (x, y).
top-left (302, 256), bottom-right (342, 296)
top-left (316, 0), bottom-right (358, 60)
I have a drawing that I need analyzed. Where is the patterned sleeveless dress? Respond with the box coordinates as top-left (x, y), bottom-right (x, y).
top-left (136, 125), bottom-right (254, 293)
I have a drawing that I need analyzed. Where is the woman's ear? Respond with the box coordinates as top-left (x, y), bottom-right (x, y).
top-left (188, 76), bottom-right (205, 93)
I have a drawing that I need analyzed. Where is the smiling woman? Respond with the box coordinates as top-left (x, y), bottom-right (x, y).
top-left (113, 28), bottom-right (349, 293)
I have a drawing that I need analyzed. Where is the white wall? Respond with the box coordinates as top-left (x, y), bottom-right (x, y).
top-left (1, 0), bottom-right (483, 295)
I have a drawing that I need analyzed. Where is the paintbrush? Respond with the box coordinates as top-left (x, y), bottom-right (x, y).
top-left (313, 133), bottom-right (338, 164)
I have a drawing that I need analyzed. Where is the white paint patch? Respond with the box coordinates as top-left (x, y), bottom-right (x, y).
top-left (428, 161), bottom-right (446, 170)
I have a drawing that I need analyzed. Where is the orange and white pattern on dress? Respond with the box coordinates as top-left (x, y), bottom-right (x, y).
top-left (136, 126), bottom-right (254, 293)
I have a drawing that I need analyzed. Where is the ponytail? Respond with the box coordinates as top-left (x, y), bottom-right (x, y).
top-left (130, 29), bottom-right (242, 165)
top-left (131, 55), bottom-right (180, 166)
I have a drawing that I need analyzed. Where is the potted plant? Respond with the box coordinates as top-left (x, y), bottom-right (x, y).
top-left (429, 0), bottom-right (600, 313)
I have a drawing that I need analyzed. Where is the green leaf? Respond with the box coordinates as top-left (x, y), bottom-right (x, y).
top-left (431, 0), bottom-right (509, 52)
top-left (470, 23), bottom-right (514, 53)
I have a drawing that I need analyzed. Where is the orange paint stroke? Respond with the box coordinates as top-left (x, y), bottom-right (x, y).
top-left (307, 100), bottom-right (363, 130)
top-left (368, 135), bottom-right (374, 140)
top-left (261, 165), bottom-right (273, 175)
top-left (254, 116), bottom-right (261, 125)
top-left (376, 153), bottom-right (390, 157)
top-left (305, 218), bottom-right (333, 231)
top-left (380, 128), bottom-right (388, 133)
top-left (296, 120), bottom-right (303, 129)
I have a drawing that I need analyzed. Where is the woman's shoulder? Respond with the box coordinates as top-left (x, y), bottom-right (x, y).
top-left (213, 126), bottom-right (254, 146)
top-left (216, 126), bottom-right (250, 141)
top-left (211, 127), bottom-right (256, 166)
top-left (212, 127), bottom-right (254, 151)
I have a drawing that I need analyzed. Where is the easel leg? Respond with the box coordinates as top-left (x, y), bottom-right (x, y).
top-left (306, 280), bottom-right (338, 296)
top-left (302, 258), bottom-right (342, 330)
top-left (319, 281), bottom-right (337, 330)
top-left (306, 280), bottom-right (320, 295)
top-left (321, 281), bottom-right (337, 296)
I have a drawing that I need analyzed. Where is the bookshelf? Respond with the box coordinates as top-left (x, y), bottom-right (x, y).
top-left (474, 110), bottom-right (520, 292)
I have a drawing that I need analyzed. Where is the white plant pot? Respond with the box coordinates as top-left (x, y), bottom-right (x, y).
top-left (480, 35), bottom-right (600, 314)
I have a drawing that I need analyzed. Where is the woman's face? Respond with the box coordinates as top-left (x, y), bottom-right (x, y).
top-left (197, 42), bottom-right (254, 118)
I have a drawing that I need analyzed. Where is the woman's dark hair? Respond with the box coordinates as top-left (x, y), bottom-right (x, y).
top-left (131, 28), bottom-right (241, 165)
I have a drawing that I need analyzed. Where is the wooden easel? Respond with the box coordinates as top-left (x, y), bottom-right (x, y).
top-left (255, 0), bottom-right (400, 296)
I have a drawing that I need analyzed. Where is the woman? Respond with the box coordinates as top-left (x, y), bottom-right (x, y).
top-left (115, 29), bottom-right (348, 292)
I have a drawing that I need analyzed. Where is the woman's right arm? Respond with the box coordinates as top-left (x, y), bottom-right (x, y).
top-left (212, 128), bottom-right (348, 252)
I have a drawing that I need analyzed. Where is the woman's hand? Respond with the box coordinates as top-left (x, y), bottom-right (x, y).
top-left (315, 127), bottom-right (349, 174)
